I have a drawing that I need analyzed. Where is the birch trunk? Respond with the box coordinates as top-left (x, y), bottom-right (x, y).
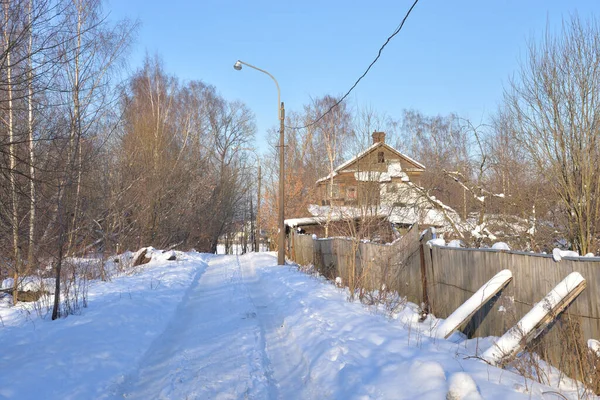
top-left (4, 2), bottom-right (20, 303)
top-left (27, 0), bottom-right (36, 271)
top-left (67, 2), bottom-right (83, 255)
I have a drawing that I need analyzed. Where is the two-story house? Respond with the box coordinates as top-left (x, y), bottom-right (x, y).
top-left (316, 131), bottom-right (425, 208)
top-left (285, 131), bottom-right (458, 240)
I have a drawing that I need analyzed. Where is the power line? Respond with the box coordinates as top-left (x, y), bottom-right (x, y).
top-left (288, 0), bottom-right (420, 131)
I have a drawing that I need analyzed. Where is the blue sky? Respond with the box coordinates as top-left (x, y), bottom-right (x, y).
top-left (107, 0), bottom-right (598, 153)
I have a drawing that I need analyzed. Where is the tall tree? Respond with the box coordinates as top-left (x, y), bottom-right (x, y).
top-left (49, 0), bottom-right (134, 319)
top-left (502, 15), bottom-right (600, 254)
top-left (397, 110), bottom-right (472, 216)
top-left (116, 56), bottom-right (256, 253)
top-left (2, 0), bottom-right (20, 302)
top-left (304, 95), bottom-right (353, 236)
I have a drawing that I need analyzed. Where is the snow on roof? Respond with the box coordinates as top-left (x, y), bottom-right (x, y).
top-left (305, 202), bottom-right (453, 228)
top-left (284, 217), bottom-right (327, 228)
top-left (353, 162), bottom-right (410, 183)
top-left (316, 142), bottom-right (425, 183)
top-left (285, 213), bottom-right (361, 228)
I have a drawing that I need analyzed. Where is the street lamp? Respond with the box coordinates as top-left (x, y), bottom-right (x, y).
top-left (234, 60), bottom-right (286, 265)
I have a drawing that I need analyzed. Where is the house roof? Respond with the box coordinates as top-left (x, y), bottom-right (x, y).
top-left (316, 141), bottom-right (425, 184)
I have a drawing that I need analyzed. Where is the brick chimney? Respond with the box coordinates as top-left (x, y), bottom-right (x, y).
top-left (372, 131), bottom-right (385, 144)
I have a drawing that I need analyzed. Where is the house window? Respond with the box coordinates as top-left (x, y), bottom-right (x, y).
top-left (377, 151), bottom-right (385, 163)
top-left (327, 183), bottom-right (340, 198)
top-left (346, 186), bottom-right (357, 199)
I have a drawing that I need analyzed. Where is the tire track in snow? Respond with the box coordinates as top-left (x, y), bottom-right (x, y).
top-left (105, 253), bottom-right (210, 399)
top-left (234, 255), bottom-right (280, 400)
top-left (109, 255), bottom-right (274, 399)
top-left (238, 254), bottom-right (318, 399)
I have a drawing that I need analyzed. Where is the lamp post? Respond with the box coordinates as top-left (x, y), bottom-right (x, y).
top-left (234, 60), bottom-right (285, 265)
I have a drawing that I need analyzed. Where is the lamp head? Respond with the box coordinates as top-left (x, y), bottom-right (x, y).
top-left (233, 60), bottom-right (242, 71)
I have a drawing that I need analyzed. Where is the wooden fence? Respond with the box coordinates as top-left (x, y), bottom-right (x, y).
top-left (289, 224), bottom-right (422, 304)
top-left (288, 226), bottom-right (600, 374)
top-left (424, 246), bottom-right (600, 338)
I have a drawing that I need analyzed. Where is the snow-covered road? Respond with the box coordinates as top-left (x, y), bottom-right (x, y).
top-left (0, 252), bottom-right (590, 399)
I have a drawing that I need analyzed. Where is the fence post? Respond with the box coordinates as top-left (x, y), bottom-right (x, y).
top-left (419, 228), bottom-right (434, 316)
top-left (291, 230), bottom-right (296, 260)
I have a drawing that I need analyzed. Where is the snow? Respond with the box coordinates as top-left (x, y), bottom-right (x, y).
top-left (471, 223), bottom-right (498, 242)
top-left (284, 216), bottom-right (328, 228)
top-left (132, 246), bottom-right (154, 262)
top-left (434, 270), bottom-right (512, 339)
top-left (0, 250), bottom-right (209, 399)
top-left (447, 239), bottom-right (464, 248)
top-left (447, 372), bottom-right (483, 400)
top-left (2, 276), bottom-right (48, 291)
top-left (589, 339), bottom-right (600, 356)
top-left (427, 237), bottom-right (446, 247)
top-left (306, 203), bottom-right (453, 228)
top-left (552, 248), bottom-right (580, 262)
top-left (0, 252), bottom-right (587, 399)
top-left (354, 167), bottom-right (410, 183)
top-left (315, 170), bottom-right (338, 183)
top-left (482, 272), bottom-right (585, 366)
top-left (491, 242), bottom-right (511, 251)
top-left (387, 161), bottom-right (403, 175)
top-left (370, 162), bottom-right (411, 183)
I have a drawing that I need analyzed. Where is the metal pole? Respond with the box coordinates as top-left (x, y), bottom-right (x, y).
top-left (278, 102), bottom-right (285, 265)
top-left (256, 163), bottom-right (261, 252)
top-left (234, 60), bottom-right (285, 265)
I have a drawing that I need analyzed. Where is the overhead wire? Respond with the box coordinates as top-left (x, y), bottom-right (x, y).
top-left (287, 0), bottom-right (420, 131)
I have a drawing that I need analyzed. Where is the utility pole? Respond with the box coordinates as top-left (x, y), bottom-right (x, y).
top-left (233, 60), bottom-right (285, 265)
top-left (256, 163), bottom-right (261, 252)
top-left (278, 102), bottom-right (285, 265)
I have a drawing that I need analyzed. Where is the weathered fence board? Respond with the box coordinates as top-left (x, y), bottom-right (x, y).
top-left (482, 272), bottom-right (586, 366)
top-left (435, 269), bottom-right (513, 339)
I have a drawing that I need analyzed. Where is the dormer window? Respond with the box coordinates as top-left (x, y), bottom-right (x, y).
top-left (377, 151), bottom-right (385, 163)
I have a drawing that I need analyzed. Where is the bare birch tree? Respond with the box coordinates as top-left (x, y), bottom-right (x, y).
top-left (2, 0), bottom-right (20, 302)
top-left (304, 95), bottom-right (353, 236)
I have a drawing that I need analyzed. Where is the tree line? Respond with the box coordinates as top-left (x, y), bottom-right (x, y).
top-left (0, 0), bottom-right (257, 310)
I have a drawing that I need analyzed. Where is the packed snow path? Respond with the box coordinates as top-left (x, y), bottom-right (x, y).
top-left (117, 253), bottom-right (310, 399)
top-left (0, 252), bottom-right (588, 399)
